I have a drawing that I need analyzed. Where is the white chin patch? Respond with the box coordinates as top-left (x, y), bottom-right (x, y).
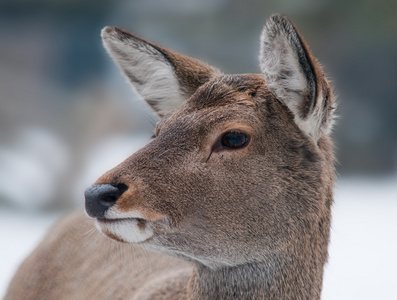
top-left (96, 218), bottom-right (154, 243)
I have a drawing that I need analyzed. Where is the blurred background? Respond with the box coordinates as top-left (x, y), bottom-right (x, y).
top-left (0, 0), bottom-right (396, 299)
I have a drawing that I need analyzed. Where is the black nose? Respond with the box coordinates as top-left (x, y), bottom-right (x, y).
top-left (84, 184), bottom-right (127, 218)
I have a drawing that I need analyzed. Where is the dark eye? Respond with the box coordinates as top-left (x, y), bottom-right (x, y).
top-left (221, 131), bottom-right (250, 149)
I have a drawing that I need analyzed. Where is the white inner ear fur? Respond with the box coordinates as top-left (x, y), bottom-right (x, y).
top-left (260, 34), bottom-right (307, 115)
top-left (102, 29), bottom-right (186, 117)
top-left (260, 22), bottom-right (327, 142)
top-left (296, 88), bottom-right (329, 142)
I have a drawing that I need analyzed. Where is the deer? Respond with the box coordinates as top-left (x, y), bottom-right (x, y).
top-left (5, 14), bottom-right (336, 300)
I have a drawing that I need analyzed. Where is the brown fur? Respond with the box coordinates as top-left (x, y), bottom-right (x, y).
top-left (5, 14), bottom-right (336, 299)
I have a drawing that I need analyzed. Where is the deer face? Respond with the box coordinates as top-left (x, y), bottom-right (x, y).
top-left (85, 15), bottom-right (335, 268)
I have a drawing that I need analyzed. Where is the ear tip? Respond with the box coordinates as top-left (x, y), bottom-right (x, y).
top-left (263, 14), bottom-right (295, 37)
top-left (101, 26), bottom-right (116, 40)
top-left (269, 14), bottom-right (290, 24)
top-left (101, 26), bottom-right (131, 41)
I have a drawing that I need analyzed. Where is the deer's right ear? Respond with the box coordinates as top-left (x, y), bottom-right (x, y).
top-left (101, 27), bottom-right (219, 117)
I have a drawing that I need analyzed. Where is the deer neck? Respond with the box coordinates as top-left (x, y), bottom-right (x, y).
top-left (186, 215), bottom-right (330, 300)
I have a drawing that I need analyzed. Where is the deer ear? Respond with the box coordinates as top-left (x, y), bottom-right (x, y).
top-left (101, 27), bottom-right (219, 118)
top-left (260, 14), bottom-right (335, 142)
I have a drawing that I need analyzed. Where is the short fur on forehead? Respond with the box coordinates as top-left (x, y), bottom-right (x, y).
top-left (187, 74), bottom-right (266, 110)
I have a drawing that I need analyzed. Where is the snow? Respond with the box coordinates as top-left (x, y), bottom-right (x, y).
top-left (0, 128), bottom-right (70, 209)
top-left (1, 177), bottom-right (396, 299)
top-left (322, 177), bottom-right (397, 300)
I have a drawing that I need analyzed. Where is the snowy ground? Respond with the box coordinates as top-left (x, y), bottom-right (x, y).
top-left (1, 177), bottom-right (396, 299)
top-left (322, 177), bottom-right (397, 300)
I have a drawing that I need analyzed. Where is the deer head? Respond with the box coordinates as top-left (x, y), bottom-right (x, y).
top-left (85, 14), bottom-right (335, 277)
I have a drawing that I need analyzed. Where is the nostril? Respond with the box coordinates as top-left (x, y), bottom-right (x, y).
top-left (85, 183), bottom-right (128, 218)
top-left (116, 183), bottom-right (128, 195)
top-left (98, 187), bottom-right (120, 207)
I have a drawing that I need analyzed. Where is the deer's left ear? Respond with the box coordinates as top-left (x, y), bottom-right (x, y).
top-left (260, 14), bottom-right (335, 142)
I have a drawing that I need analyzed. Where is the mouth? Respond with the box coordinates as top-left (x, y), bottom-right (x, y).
top-left (97, 217), bottom-right (146, 226)
top-left (95, 217), bottom-right (155, 243)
